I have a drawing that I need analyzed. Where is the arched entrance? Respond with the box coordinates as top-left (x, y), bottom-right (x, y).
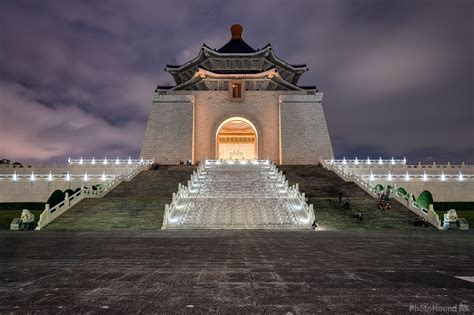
top-left (216, 117), bottom-right (258, 160)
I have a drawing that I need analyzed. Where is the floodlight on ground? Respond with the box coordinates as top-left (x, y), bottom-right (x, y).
top-left (459, 172), bottom-right (464, 181)
top-left (48, 171), bottom-right (53, 181)
top-left (79, 157), bottom-right (83, 165)
top-left (102, 172), bottom-right (106, 181)
top-left (388, 172), bottom-right (392, 181)
top-left (343, 157), bottom-right (346, 164)
top-left (84, 172), bottom-right (88, 181)
top-left (403, 157), bottom-right (407, 164)
top-left (367, 157), bottom-right (371, 165)
top-left (379, 157), bottom-right (383, 165)
top-left (370, 172), bottom-right (374, 181)
top-left (391, 157), bottom-right (395, 165)
top-left (12, 172), bottom-right (17, 181)
top-left (30, 172), bottom-right (35, 181)
top-left (441, 172), bottom-right (446, 181)
top-left (128, 157), bottom-right (132, 165)
top-left (405, 172), bottom-right (410, 181)
top-left (68, 157), bottom-right (71, 163)
top-left (115, 157), bottom-right (120, 165)
top-left (66, 172), bottom-right (70, 181)
top-left (423, 172), bottom-right (427, 181)
top-left (103, 157), bottom-right (108, 165)
top-left (355, 157), bottom-right (359, 165)
top-left (92, 157), bottom-right (95, 165)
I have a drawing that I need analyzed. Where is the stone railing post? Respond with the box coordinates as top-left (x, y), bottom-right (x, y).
top-left (64, 192), bottom-right (70, 207)
top-left (162, 204), bottom-right (169, 229)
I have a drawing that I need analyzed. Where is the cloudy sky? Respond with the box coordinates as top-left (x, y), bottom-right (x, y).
top-left (0, 0), bottom-right (472, 164)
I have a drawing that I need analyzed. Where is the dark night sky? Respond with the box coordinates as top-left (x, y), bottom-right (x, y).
top-left (0, 0), bottom-right (472, 164)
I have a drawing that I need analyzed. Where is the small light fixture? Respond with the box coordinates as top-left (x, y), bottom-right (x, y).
top-left (30, 171), bottom-right (35, 181)
top-left (48, 171), bottom-right (53, 181)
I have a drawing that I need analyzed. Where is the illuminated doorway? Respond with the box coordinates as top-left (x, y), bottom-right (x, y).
top-left (216, 117), bottom-right (258, 160)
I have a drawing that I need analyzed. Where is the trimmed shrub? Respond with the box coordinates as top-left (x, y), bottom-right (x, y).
top-left (64, 189), bottom-right (75, 197)
top-left (374, 184), bottom-right (384, 192)
top-left (416, 190), bottom-right (434, 209)
top-left (46, 190), bottom-right (65, 208)
top-left (95, 184), bottom-right (105, 191)
top-left (397, 187), bottom-right (408, 196)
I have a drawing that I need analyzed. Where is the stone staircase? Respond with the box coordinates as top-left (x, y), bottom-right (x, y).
top-left (279, 165), bottom-right (432, 230)
top-left (45, 166), bottom-right (195, 230)
top-left (165, 161), bottom-right (313, 229)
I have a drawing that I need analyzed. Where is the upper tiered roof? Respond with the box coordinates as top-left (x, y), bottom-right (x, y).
top-left (158, 25), bottom-right (315, 92)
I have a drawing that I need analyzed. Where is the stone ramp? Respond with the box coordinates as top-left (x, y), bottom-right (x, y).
top-left (166, 161), bottom-right (313, 229)
top-left (280, 165), bottom-right (432, 230)
top-left (45, 166), bottom-right (195, 230)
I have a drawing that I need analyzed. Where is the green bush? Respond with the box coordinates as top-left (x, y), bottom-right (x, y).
top-left (46, 190), bottom-right (65, 208)
top-left (374, 184), bottom-right (384, 192)
top-left (396, 187), bottom-right (408, 196)
top-left (95, 184), bottom-right (105, 191)
top-left (416, 190), bottom-right (434, 209)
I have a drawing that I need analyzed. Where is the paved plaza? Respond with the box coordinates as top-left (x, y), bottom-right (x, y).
top-left (1, 230), bottom-right (473, 313)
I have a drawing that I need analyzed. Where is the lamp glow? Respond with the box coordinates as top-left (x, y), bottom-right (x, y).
top-left (103, 157), bottom-right (108, 165)
top-left (68, 157), bottom-right (71, 163)
top-left (441, 172), bottom-right (445, 181)
top-left (343, 157), bottom-right (346, 164)
top-left (48, 171), bottom-right (53, 181)
top-left (66, 172), bottom-right (70, 181)
top-left (79, 157), bottom-right (83, 165)
top-left (459, 172), bottom-right (464, 181)
top-left (13, 172), bottom-right (17, 181)
top-left (84, 172), bottom-right (88, 181)
top-left (403, 157), bottom-right (406, 164)
top-left (367, 157), bottom-right (371, 165)
top-left (379, 157), bottom-right (383, 165)
top-left (115, 157), bottom-right (120, 165)
top-left (101, 172), bottom-right (106, 181)
top-left (405, 172), bottom-right (409, 181)
top-left (388, 172), bottom-right (392, 181)
top-left (92, 157), bottom-right (95, 165)
top-left (30, 172), bottom-right (35, 181)
top-left (423, 172), bottom-right (427, 181)
top-left (370, 171), bottom-right (374, 181)
top-left (355, 157), bottom-right (359, 165)
top-left (128, 157), bottom-right (132, 165)
top-left (391, 157), bottom-right (395, 165)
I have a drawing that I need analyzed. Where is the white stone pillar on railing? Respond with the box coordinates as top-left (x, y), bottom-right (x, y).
top-left (64, 193), bottom-right (70, 207)
top-left (295, 183), bottom-right (299, 191)
top-left (162, 204), bottom-right (169, 229)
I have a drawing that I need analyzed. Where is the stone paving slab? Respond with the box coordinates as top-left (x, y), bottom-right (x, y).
top-left (0, 230), bottom-right (473, 313)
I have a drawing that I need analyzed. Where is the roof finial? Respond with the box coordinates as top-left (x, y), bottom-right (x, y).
top-left (231, 24), bottom-right (243, 40)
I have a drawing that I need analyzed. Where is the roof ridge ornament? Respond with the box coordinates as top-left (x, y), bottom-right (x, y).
top-left (231, 24), bottom-right (243, 40)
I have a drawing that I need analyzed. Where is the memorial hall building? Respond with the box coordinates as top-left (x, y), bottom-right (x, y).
top-left (141, 25), bottom-right (334, 164)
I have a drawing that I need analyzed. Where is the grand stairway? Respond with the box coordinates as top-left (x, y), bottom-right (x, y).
top-left (279, 165), bottom-right (432, 230)
top-left (45, 166), bottom-right (195, 230)
top-left (164, 160), bottom-right (314, 229)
